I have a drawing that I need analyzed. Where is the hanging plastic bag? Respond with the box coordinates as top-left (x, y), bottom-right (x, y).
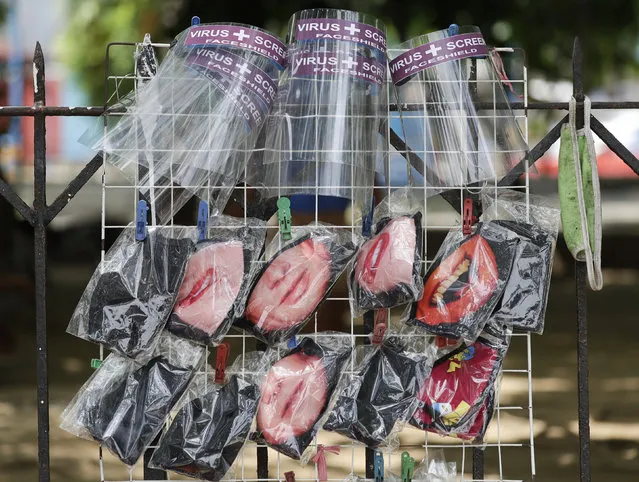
top-left (414, 449), bottom-right (457, 481)
top-left (252, 333), bottom-right (352, 460)
top-left (60, 333), bottom-right (205, 466)
top-left (66, 225), bottom-right (197, 358)
top-left (481, 189), bottom-right (560, 334)
top-left (406, 221), bottom-right (519, 342)
top-left (322, 324), bottom-right (436, 448)
top-left (149, 350), bottom-right (276, 480)
top-left (349, 189), bottom-right (424, 315)
top-left (167, 215), bottom-right (267, 345)
top-left (410, 322), bottom-right (510, 441)
top-left (235, 224), bottom-right (359, 345)
top-left (91, 23), bottom-right (286, 223)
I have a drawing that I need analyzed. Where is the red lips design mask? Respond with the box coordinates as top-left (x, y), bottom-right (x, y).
top-left (350, 213), bottom-right (423, 312)
top-left (410, 322), bottom-right (510, 441)
top-left (408, 222), bottom-right (519, 341)
top-left (254, 336), bottom-right (351, 459)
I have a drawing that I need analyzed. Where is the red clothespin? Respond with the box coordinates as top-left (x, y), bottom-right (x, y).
top-left (435, 336), bottom-right (457, 348)
top-left (372, 322), bottom-right (387, 345)
top-left (313, 445), bottom-right (341, 482)
top-left (214, 342), bottom-right (230, 384)
top-left (462, 198), bottom-right (477, 236)
top-left (284, 471), bottom-right (296, 482)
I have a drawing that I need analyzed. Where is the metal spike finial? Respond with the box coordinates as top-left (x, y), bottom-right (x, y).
top-left (572, 37), bottom-right (584, 100)
top-left (33, 41), bottom-right (46, 106)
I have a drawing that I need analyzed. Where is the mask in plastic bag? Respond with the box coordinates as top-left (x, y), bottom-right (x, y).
top-left (407, 222), bottom-right (518, 341)
top-left (350, 212), bottom-right (423, 313)
top-left (323, 331), bottom-right (434, 448)
top-left (253, 334), bottom-right (351, 460)
top-left (236, 225), bottom-right (358, 345)
top-left (149, 350), bottom-right (274, 480)
top-left (167, 218), bottom-right (266, 345)
top-left (60, 334), bottom-right (204, 466)
top-left (410, 322), bottom-right (510, 440)
top-left (67, 226), bottom-right (196, 358)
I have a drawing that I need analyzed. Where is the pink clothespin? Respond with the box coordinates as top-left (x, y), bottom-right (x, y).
top-left (313, 444), bottom-right (341, 481)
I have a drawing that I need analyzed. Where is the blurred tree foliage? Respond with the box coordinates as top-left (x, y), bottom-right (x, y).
top-left (59, 0), bottom-right (639, 104)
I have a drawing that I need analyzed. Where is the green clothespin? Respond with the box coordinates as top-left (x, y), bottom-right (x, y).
top-left (401, 451), bottom-right (415, 482)
top-left (90, 359), bottom-right (102, 369)
top-left (277, 197), bottom-right (292, 241)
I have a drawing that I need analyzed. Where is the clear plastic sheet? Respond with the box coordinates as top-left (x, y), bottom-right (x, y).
top-left (66, 225), bottom-right (197, 358)
top-left (167, 215), bottom-right (267, 346)
top-left (254, 8), bottom-right (387, 216)
top-left (388, 26), bottom-right (529, 190)
top-left (482, 190), bottom-right (560, 334)
top-left (92, 23), bottom-right (285, 223)
top-left (349, 190), bottom-right (424, 315)
top-left (410, 322), bottom-right (510, 441)
top-left (235, 224), bottom-right (360, 345)
top-left (149, 350), bottom-right (276, 481)
top-left (406, 221), bottom-right (519, 342)
top-left (60, 333), bottom-right (205, 466)
top-left (252, 333), bottom-right (352, 460)
top-left (414, 449), bottom-right (457, 481)
top-left (322, 327), bottom-right (436, 448)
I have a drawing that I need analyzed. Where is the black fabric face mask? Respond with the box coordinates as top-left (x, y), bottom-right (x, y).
top-left (150, 374), bottom-right (260, 481)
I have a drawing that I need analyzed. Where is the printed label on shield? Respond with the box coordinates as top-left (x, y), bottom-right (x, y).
top-left (187, 48), bottom-right (277, 110)
top-left (185, 24), bottom-right (287, 69)
top-left (295, 19), bottom-right (386, 53)
top-left (291, 50), bottom-right (385, 86)
top-left (390, 33), bottom-right (489, 85)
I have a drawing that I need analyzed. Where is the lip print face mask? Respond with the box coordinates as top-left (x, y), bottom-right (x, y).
top-left (167, 223), bottom-right (266, 346)
top-left (237, 227), bottom-right (358, 345)
top-left (254, 335), bottom-right (351, 459)
top-left (67, 226), bottom-right (196, 358)
top-left (350, 213), bottom-right (423, 313)
top-left (408, 222), bottom-right (519, 341)
top-left (323, 335), bottom-right (434, 448)
top-left (410, 322), bottom-right (510, 441)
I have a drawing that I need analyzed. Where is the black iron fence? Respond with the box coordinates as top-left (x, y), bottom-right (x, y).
top-left (0, 37), bottom-right (637, 482)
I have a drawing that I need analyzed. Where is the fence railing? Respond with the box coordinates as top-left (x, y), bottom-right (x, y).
top-left (0, 37), bottom-right (637, 482)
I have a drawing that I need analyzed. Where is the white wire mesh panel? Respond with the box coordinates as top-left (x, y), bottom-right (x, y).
top-left (95, 39), bottom-right (535, 482)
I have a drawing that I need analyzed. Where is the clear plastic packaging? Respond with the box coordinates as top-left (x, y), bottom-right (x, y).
top-left (167, 215), bottom-right (267, 346)
top-left (235, 224), bottom-right (360, 345)
top-left (149, 350), bottom-right (276, 480)
top-left (60, 333), bottom-right (205, 466)
top-left (93, 23), bottom-right (285, 223)
top-left (322, 326), bottom-right (436, 448)
top-left (406, 221), bottom-right (519, 342)
top-left (349, 189), bottom-right (424, 315)
top-left (255, 9), bottom-right (387, 216)
top-left (252, 333), bottom-right (352, 460)
top-left (414, 449), bottom-right (457, 481)
top-left (66, 225), bottom-right (197, 358)
top-left (389, 26), bottom-right (529, 189)
top-left (410, 322), bottom-right (510, 441)
top-left (481, 190), bottom-right (560, 334)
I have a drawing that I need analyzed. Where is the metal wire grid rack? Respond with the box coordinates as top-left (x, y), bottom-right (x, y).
top-left (92, 38), bottom-right (536, 482)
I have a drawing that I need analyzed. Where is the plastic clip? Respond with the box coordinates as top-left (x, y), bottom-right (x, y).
top-left (90, 359), bottom-right (102, 369)
top-left (287, 336), bottom-right (298, 349)
top-left (197, 200), bottom-right (208, 241)
top-left (214, 342), bottom-right (230, 384)
top-left (191, 16), bottom-right (200, 26)
top-left (448, 24), bottom-right (460, 36)
top-left (372, 322), bottom-right (387, 345)
top-left (401, 452), bottom-right (415, 482)
top-left (462, 198), bottom-right (477, 236)
top-left (313, 445), bottom-right (340, 482)
top-left (374, 450), bottom-right (384, 482)
top-left (135, 200), bottom-right (148, 241)
top-left (277, 197), bottom-right (292, 241)
top-left (284, 471), bottom-right (296, 482)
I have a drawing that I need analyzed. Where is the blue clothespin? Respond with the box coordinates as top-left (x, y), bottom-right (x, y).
top-left (135, 200), bottom-right (148, 241)
top-left (287, 336), bottom-right (298, 349)
top-left (362, 197), bottom-right (375, 237)
top-left (191, 16), bottom-right (200, 26)
top-left (197, 200), bottom-right (208, 241)
top-left (448, 24), bottom-right (459, 36)
top-left (277, 197), bottom-right (292, 241)
top-left (373, 450), bottom-right (384, 482)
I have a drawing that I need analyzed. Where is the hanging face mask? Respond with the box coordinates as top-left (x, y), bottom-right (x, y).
top-left (410, 322), bottom-right (510, 441)
top-left (253, 334), bottom-right (351, 460)
top-left (407, 222), bottom-right (519, 342)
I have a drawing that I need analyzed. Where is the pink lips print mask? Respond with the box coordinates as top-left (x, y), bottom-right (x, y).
top-left (350, 213), bottom-right (423, 312)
